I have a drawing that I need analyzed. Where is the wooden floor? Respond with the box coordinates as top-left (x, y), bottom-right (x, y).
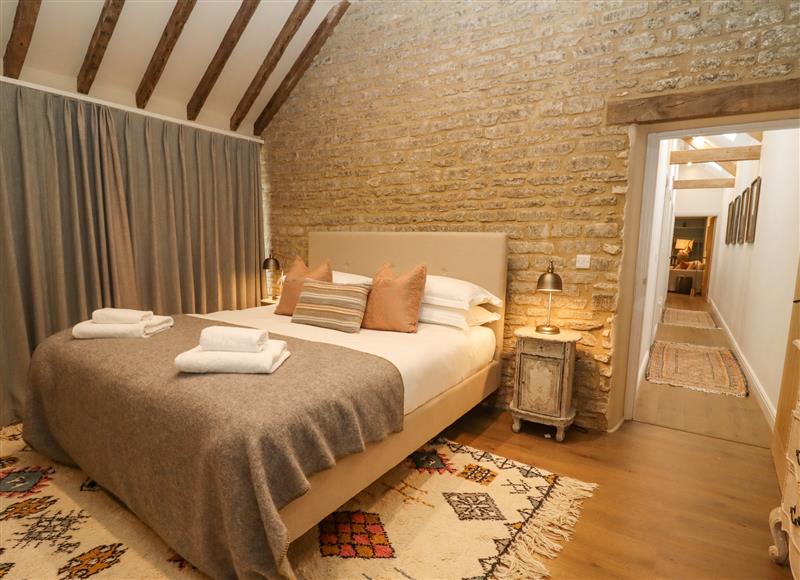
top-left (446, 407), bottom-right (789, 579)
top-left (634, 293), bottom-right (772, 448)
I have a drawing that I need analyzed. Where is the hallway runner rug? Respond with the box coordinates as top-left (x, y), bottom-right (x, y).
top-left (662, 308), bottom-right (717, 329)
top-left (0, 425), bottom-right (596, 579)
top-left (646, 341), bottom-right (748, 397)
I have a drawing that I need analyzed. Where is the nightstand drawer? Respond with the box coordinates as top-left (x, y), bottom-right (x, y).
top-left (519, 338), bottom-right (564, 359)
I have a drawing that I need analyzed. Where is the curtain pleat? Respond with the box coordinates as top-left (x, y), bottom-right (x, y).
top-left (0, 83), bottom-right (264, 425)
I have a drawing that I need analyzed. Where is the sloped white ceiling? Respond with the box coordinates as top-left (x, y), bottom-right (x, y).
top-left (0, 0), bottom-right (339, 135)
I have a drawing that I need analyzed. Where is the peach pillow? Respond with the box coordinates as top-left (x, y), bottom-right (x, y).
top-left (274, 257), bottom-right (332, 315)
top-left (362, 263), bottom-right (427, 333)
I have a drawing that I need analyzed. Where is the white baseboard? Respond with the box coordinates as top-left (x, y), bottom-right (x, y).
top-left (708, 298), bottom-right (776, 429)
top-left (607, 416), bottom-right (625, 433)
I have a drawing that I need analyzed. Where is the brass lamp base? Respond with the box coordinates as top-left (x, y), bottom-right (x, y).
top-left (535, 324), bottom-right (561, 335)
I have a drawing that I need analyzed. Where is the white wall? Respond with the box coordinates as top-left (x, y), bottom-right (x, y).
top-left (709, 128), bottom-right (800, 421)
top-left (637, 139), bottom-right (675, 383)
top-left (674, 159), bottom-right (727, 217)
top-left (675, 188), bottom-right (725, 217)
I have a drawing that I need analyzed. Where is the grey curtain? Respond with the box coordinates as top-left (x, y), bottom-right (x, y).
top-left (0, 82), bottom-right (264, 425)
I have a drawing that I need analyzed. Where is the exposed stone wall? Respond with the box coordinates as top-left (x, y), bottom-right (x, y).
top-left (262, 0), bottom-right (799, 429)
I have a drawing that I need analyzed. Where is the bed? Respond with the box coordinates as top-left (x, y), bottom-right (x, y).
top-left (24, 231), bottom-right (507, 579)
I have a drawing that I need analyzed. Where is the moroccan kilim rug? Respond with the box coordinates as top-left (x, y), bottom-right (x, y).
top-left (0, 425), bottom-right (595, 579)
top-left (662, 308), bottom-right (717, 329)
top-left (646, 340), bottom-right (748, 397)
top-left (289, 437), bottom-right (596, 579)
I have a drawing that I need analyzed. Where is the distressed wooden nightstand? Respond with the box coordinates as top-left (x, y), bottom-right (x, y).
top-left (510, 327), bottom-right (581, 442)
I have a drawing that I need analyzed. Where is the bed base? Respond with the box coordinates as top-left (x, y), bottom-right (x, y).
top-left (281, 360), bottom-right (501, 542)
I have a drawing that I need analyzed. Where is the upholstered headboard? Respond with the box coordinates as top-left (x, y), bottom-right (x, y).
top-left (308, 231), bottom-right (508, 359)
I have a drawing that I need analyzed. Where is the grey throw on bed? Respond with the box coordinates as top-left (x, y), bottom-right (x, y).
top-left (24, 315), bottom-right (404, 579)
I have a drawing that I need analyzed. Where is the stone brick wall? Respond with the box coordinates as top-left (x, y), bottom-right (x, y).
top-left (262, 0), bottom-right (799, 430)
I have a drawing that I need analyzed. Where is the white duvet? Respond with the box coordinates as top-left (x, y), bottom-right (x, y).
top-left (195, 305), bottom-right (496, 415)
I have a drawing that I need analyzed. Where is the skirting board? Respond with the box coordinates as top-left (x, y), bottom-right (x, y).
top-left (708, 298), bottom-right (776, 429)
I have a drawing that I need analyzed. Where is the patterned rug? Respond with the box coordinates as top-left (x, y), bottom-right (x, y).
top-left (0, 426), bottom-right (595, 579)
top-left (662, 308), bottom-right (717, 329)
top-left (289, 438), bottom-right (596, 579)
top-left (646, 341), bottom-right (748, 397)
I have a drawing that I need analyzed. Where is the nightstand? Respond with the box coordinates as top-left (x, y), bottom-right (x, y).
top-left (510, 327), bottom-right (581, 442)
top-left (261, 297), bottom-right (279, 305)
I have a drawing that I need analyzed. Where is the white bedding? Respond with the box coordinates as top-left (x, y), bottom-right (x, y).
top-left (195, 305), bottom-right (496, 415)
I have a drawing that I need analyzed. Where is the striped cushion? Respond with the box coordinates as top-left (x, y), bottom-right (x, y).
top-left (291, 279), bottom-right (371, 333)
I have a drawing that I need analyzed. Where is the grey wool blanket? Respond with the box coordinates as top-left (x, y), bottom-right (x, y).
top-left (24, 315), bottom-right (404, 579)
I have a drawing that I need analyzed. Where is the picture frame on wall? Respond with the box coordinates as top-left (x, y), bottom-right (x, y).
top-left (725, 200), bottom-right (734, 244)
top-left (747, 176), bottom-right (762, 243)
top-left (732, 195), bottom-right (741, 245)
top-left (738, 186), bottom-right (749, 244)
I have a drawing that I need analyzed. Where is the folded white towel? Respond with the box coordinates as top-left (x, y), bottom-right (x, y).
top-left (72, 315), bottom-right (174, 339)
top-left (199, 326), bottom-right (268, 353)
top-left (175, 340), bottom-right (290, 374)
top-left (92, 308), bottom-right (154, 324)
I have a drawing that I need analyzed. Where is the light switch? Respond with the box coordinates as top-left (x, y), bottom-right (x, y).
top-left (576, 254), bottom-right (591, 269)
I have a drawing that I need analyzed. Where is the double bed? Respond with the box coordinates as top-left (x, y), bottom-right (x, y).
top-left (24, 231), bottom-right (508, 579)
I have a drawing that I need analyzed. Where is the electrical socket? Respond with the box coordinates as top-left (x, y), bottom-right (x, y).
top-left (576, 254), bottom-right (591, 269)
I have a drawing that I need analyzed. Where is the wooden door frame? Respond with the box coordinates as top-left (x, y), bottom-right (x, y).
top-left (701, 216), bottom-right (716, 298)
top-left (606, 109), bottom-right (800, 430)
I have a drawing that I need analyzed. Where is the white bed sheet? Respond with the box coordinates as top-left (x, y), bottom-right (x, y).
top-left (195, 305), bottom-right (496, 415)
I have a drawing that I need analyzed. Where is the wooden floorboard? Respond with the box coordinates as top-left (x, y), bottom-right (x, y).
top-left (445, 407), bottom-right (789, 579)
top-left (634, 293), bottom-right (772, 448)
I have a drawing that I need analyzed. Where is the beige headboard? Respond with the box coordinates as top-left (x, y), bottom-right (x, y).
top-left (308, 231), bottom-right (508, 359)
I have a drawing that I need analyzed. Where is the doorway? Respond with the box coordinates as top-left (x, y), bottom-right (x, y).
top-left (623, 120), bottom-right (800, 447)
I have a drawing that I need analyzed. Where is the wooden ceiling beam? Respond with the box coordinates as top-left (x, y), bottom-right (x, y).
top-left (135, 0), bottom-right (196, 109)
top-left (254, 0), bottom-right (350, 135)
top-left (3, 0), bottom-right (42, 79)
top-left (673, 178), bottom-right (735, 190)
top-left (670, 145), bottom-right (761, 165)
top-left (187, 0), bottom-right (260, 121)
top-left (230, 0), bottom-right (315, 131)
top-left (681, 137), bottom-right (737, 177)
top-left (748, 131), bottom-right (763, 142)
top-left (77, 0), bottom-right (126, 94)
top-left (606, 78), bottom-right (800, 125)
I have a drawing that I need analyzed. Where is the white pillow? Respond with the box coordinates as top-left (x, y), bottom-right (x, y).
top-left (419, 304), bottom-right (500, 332)
top-left (332, 270), bottom-right (372, 285)
top-left (467, 305), bottom-right (501, 327)
top-left (422, 275), bottom-right (503, 310)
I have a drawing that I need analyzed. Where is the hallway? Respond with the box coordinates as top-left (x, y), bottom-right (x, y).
top-left (634, 293), bottom-right (773, 448)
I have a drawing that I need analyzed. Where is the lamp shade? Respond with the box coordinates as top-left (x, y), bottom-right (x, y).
top-left (262, 256), bottom-right (281, 271)
top-left (674, 238), bottom-right (693, 251)
top-left (536, 260), bottom-right (562, 293)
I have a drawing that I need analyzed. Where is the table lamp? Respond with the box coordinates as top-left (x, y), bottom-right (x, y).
top-left (536, 260), bottom-right (563, 335)
top-left (263, 255), bottom-right (281, 300)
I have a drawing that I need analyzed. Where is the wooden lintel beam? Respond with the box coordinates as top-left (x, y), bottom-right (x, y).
top-left (77, 0), bottom-right (125, 94)
top-left (3, 0), bottom-right (42, 79)
top-left (607, 78), bottom-right (800, 125)
top-left (187, 0), bottom-right (260, 121)
top-left (681, 137), bottom-right (737, 177)
top-left (673, 178), bottom-right (735, 190)
top-left (670, 145), bottom-right (761, 165)
top-left (230, 0), bottom-right (315, 130)
top-left (135, 0), bottom-right (196, 108)
top-left (748, 131), bottom-right (763, 142)
top-left (254, 0), bottom-right (350, 135)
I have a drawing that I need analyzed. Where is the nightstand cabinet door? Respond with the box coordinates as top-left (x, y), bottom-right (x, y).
top-left (517, 354), bottom-right (563, 417)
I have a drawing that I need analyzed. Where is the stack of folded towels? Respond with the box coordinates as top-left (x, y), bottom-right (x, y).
top-left (174, 326), bottom-right (290, 374)
top-left (72, 308), bottom-right (174, 339)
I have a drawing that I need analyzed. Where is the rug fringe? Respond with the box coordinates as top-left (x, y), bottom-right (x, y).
top-left (493, 476), bottom-right (597, 580)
